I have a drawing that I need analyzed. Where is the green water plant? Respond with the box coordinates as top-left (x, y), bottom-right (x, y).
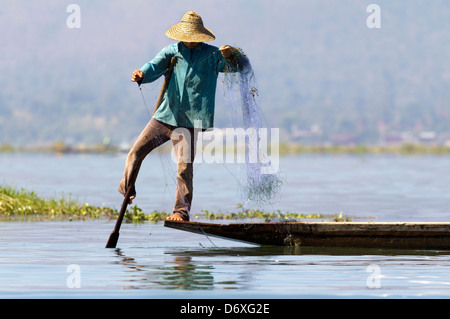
top-left (201, 208), bottom-right (350, 222)
top-left (0, 186), bottom-right (116, 221)
top-left (0, 186), bottom-right (352, 223)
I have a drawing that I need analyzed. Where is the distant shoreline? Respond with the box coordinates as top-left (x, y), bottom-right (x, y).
top-left (2, 142), bottom-right (450, 156)
top-left (278, 143), bottom-right (450, 155)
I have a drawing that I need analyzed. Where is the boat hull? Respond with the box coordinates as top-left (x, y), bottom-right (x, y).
top-left (164, 220), bottom-right (450, 249)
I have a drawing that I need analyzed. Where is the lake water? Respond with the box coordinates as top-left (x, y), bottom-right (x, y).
top-left (1, 152), bottom-right (450, 299)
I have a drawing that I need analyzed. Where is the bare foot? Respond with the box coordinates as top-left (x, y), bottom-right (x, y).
top-left (128, 195), bottom-right (135, 205)
top-left (166, 213), bottom-right (185, 221)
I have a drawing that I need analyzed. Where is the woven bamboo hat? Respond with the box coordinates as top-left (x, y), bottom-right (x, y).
top-left (165, 11), bottom-right (215, 42)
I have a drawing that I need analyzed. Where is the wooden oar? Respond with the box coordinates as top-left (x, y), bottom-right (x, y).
top-left (105, 57), bottom-right (177, 249)
top-left (153, 57), bottom-right (177, 116)
top-left (105, 187), bottom-right (133, 248)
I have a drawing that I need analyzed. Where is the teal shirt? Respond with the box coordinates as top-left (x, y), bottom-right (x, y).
top-left (139, 42), bottom-right (240, 129)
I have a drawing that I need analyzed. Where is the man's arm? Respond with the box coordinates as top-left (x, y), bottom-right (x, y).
top-left (131, 45), bottom-right (174, 84)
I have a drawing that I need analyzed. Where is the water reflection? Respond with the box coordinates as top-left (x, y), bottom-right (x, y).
top-left (110, 244), bottom-right (450, 291)
top-left (155, 256), bottom-right (214, 290)
top-left (112, 248), bottom-right (215, 290)
top-left (164, 245), bottom-right (450, 257)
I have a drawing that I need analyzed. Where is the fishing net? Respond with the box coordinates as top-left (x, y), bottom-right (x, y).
top-left (221, 47), bottom-right (283, 209)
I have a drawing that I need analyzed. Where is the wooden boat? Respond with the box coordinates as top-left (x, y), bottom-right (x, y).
top-left (164, 220), bottom-right (450, 249)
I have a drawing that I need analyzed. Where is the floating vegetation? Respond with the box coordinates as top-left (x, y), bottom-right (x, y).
top-left (124, 205), bottom-right (171, 223)
top-left (0, 186), bottom-right (117, 221)
top-left (0, 186), bottom-right (172, 222)
top-left (201, 208), bottom-right (352, 222)
top-left (0, 186), bottom-right (351, 223)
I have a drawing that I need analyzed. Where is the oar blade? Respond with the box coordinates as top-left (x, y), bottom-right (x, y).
top-left (105, 231), bottom-right (119, 248)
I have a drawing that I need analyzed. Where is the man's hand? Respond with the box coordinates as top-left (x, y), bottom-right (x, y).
top-left (219, 45), bottom-right (232, 58)
top-left (131, 69), bottom-right (143, 82)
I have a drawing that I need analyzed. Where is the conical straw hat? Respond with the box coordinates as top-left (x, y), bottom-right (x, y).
top-left (165, 11), bottom-right (215, 42)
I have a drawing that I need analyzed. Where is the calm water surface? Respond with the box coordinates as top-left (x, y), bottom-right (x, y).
top-left (0, 153), bottom-right (449, 298)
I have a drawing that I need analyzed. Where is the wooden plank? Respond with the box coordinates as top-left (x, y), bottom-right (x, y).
top-left (163, 221), bottom-right (450, 249)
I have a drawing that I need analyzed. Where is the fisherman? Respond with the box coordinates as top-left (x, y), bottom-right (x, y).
top-left (117, 11), bottom-right (244, 222)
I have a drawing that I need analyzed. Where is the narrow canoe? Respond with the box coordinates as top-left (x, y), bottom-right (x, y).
top-left (163, 220), bottom-right (450, 249)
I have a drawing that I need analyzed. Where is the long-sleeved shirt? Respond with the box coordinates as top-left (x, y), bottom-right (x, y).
top-left (139, 42), bottom-right (242, 130)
